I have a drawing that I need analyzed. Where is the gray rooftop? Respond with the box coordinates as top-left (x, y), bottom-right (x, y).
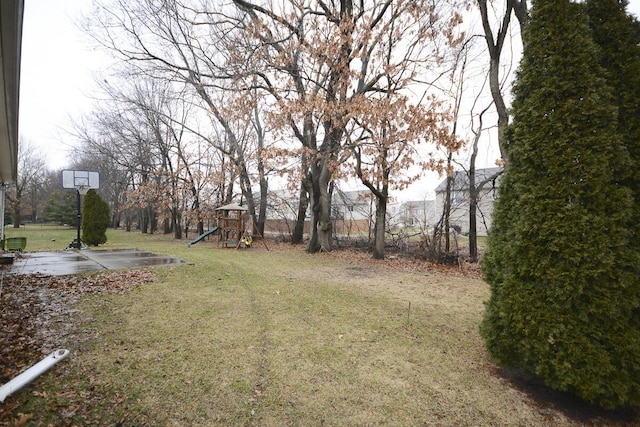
top-left (435, 167), bottom-right (503, 193)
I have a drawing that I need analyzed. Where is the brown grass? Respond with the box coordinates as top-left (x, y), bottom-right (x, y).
top-left (1, 230), bottom-right (638, 426)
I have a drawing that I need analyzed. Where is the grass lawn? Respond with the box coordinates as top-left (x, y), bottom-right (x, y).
top-left (0, 225), bottom-right (637, 426)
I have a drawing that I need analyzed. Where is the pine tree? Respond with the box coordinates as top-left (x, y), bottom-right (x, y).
top-left (43, 190), bottom-right (77, 225)
top-left (82, 189), bottom-right (110, 246)
top-left (481, 0), bottom-right (640, 409)
top-left (586, 0), bottom-right (640, 307)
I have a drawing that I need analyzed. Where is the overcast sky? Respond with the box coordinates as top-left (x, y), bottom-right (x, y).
top-left (19, 0), bottom-right (100, 170)
top-left (17, 0), bottom-right (640, 197)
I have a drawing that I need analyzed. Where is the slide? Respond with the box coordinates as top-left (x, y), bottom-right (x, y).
top-left (187, 227), bottom-right (220, 247)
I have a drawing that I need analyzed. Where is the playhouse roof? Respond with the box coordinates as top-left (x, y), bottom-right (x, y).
top-left (215, 203), bottom-right (248, 211)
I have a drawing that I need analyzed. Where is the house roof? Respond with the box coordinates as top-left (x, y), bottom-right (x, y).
top-left (435, 167), bottom-right (503, 193)
top-left (400, 199), bottom-right (435, 210)
top-left (333, 189), bottom-right (370, 205)
top-left (0, 0), bottom-right (24, 183)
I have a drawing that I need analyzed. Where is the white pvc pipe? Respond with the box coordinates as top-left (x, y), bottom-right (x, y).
top-left (0, 349), bottom-right (70, 402)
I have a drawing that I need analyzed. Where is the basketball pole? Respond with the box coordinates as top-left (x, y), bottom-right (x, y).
top-left (73, 186), bottom-right (88, 249)
top-left (75, 188), bottom-right (82, 249)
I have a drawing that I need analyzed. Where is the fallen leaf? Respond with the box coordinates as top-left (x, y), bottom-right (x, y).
top-left (0, 269), bottom-right (156, 422)
top-left (13, 412), bottom-right (34, 426)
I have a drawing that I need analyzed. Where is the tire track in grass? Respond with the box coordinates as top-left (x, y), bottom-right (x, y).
top-left (237, 270), bottom-right (271, 423)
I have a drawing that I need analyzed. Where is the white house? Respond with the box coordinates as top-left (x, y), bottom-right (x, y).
top-left (264, 186), bottom-right (414, 237)
top-left (332, 189), bottom-right (372, 221)
top-left (398, 199), bottom-right (437, 227)
top-left (264, 188), bottom-right (377, 237)
top-left (434, 167), bottom-right (502, 236)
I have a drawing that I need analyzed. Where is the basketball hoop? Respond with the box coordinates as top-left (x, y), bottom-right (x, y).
top-left (61, 170), bottom-right (100, 250)
top-left (77, 185), bottom-right (89, 196)
top-left (61, 170), bottom-right (100, 193)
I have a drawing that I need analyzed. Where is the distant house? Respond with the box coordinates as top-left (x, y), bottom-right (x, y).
top-left (265, 188), bottom-right (373, 222)
top-left (434, 167), bottom-right (502, 236)
top-left (263, 188), bottom-right (376, 237)
top-left (265, 188), bottom-right (300, 222)
top-left (332, 190), bottom-right (372, 221)
top-left (398, 199), bottom-right (437, 227)
top-left (262, 188), bottom-right (306, 236)
top-left (332, 189), bottom-right (374, 236)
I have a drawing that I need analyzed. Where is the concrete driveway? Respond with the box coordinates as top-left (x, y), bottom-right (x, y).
top-left (6, 249), bottom-right (186, 276)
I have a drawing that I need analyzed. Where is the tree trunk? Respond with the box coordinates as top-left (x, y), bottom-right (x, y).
top-left (150, 207), bottom-right (158, 233)
top-left (12, 204), bottom-right (20, 228)
top-left (511, 0), bottom-right (529, 49)
top-left (478, 0), bottom-right (513, 160)
top-left (111, 211), bottom-right (121, 229)
top-left (225, 179), bottom-right (234, 204)
top-left (479, 0), bottom-right (527, 160)
top-left (254, 99), bottom-right (268, 237)
top-left (306, 0), bottom-right (350, 253)
top-left (292, 179), bottom-right (308, 244)
top-left (372, 196), bottom-right (387, 259)
top-left (469, 189), bottom-right (478, 262)
top-left (317, 201), bottom-right (333, 251)
top-left (257, 175), bottom-right (268, 237)
top-left (173, 209), bottom-right (182, 239)
top-left (468, 110), bottom-right (481, 263)
top-left (492, 59), bottom-right (509, 160)
top-left (444, 152), bottom-right (453, 253)
top-left (312, 174), bottom-right (333, 252)
top-left (239, 170), bottom-right (258, 236)
top-left (194, 202), bottom-right (204, 236)
top-left (307, 170), bottom-right (323, 253)
top-left (141, 208), bottom-right (148, 234)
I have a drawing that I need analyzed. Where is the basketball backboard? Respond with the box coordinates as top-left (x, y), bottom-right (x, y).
top-left (62, 170), bottom-right (100, 191)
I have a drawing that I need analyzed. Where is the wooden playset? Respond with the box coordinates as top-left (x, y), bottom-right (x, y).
top-left (214, 203), bottom-right (251, 248)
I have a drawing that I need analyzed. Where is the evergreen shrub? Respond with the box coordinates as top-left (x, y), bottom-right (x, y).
top-left (82, 189), bottom-right (110, 246)
top-left (481, 0), bottom-right (640, 409)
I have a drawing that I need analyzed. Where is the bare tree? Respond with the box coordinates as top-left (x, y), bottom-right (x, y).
top-left (230, 0), bottom-right (464, 254)
top-left (6, 139), bottom-right (45, 227)
top-left (71, 150), bottom-right (130, 229)
top-left (72, 75), bottom-right (216, 238)
top-left (84, 0), bottom-right (476, 255)
top-left (448, 35), bottom-right (497, 263)
top-left (477, 0), bottom-right (528, 159)
top-left (423, 0), bottom-right (526, 263)
top-left (86, 0), bottom-right (273, 238)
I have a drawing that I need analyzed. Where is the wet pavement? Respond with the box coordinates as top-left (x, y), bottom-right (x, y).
top-left (7, 249), bottom-right (186, 276)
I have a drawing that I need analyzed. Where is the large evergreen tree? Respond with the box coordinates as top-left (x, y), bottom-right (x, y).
top-left (586, 0), bottom-right (640, 188)
top-left (586, 0), bottom-right (640, 292)
top-left (43, 190), bottom-right (77, 225)
top-left (481, 0), bottom-right (640, 409)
